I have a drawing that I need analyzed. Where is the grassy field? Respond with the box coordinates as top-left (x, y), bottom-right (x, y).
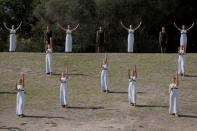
top-left (0, 53), bottom-right (197, 131)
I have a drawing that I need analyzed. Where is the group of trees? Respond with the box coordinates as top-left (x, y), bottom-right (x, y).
top-left (0, 0), bottom-right (197, 52)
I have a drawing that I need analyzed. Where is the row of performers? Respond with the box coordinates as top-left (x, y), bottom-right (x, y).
top-left (2, 21), bottom-right (194, 53)
top-left (16, 51), bottom-right (185, 117)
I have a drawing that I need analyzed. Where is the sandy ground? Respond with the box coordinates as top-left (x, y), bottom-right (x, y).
top-left (0, 53), bottom-right (197, 131)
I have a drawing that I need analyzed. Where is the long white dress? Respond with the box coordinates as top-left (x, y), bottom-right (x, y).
top-left (180, 30), bottom-right (187, 47)
top-left (128, 29), bottom-right (134, 52)
top-left (9, 29), bottom-right (16, 52)
top-left (101, 64), bottom-right (109, 91)
top-left (169, 83), bottom-right (179, 114)
top-left (46, 48), bottom-right (53, 73)
top-left (16, 84), bottom-right (25, 115)
top-left (65, 30), bottom-right (72, 52)
top-left (128, 76), bottom-right (137, 104)
top-left (178, 49), bottom-right (185, 75)
top-left (60, 77), bottom-right (68, 106)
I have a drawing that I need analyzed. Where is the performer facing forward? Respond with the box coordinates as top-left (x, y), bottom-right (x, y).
top-left (169, 72), bottom-right (179, 117)
top-left (45, 43), bottom-right (53, 75)
top-left (121, 21), bottom-right (142, 53)
top-left (57, 23), bottom-right (79, 52)
top-left (159, 26), bottom-right (168, 53)
top-left (3, 21), bottom-right (22, 52)
top-left (44, 25), bottom-right (53, 50)
top-left (60, 68), bottom-right (69, 108)
top-left (173, 22), bottom-right (194, 52)
top-left (16, 72), bottom-right (25, 118)
top-left (178, 46), bottom-right (185, 76)
top-left (96, 26), bottom-right (105, 52)
top-left (100, 54), bottom-right (110, 93)
top-left (128, 65), bottom-right (138, 107)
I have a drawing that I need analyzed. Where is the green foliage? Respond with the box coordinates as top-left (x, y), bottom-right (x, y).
top-left (0, 0), bottom-right (197, 52)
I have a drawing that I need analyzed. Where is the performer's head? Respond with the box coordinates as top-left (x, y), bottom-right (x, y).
top-left (99, 26), bottom-right (102, 30)
top-left (19, 78), bottom-right (23, 84)
top-left (47, 25), bottom-right (50, 31)
top-left (129, 25), bottom-right (133, 29)
top-left (68, 25), bottom-right (71, 30)
top-left (172, 76), bottom-right (176, 83)
top-left (12, 25), bottom-right (15, 29)
top-left (182, 25), bottom-right (185, 30)
top-left (162, 26), bottom-right (165, 32)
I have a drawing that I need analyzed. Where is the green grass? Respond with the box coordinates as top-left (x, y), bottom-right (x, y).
top-left (0, 53), bottom-right (197, 131)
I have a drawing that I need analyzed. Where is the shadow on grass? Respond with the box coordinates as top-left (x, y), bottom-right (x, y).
top-left (109, 91), bottom-right (128, 94)
top-left (52, 72), bottom-right (89, 76)
top-left (136, 105), bottom-right (168, 108)
top-left (0, 91), bottom-right (16, 95)
top-left (68, 106), bottom-right (104, 110)
top-left (184, 74), bottom-right (197, 78)
top-left (0, 126), bottom-right (22, 131)
top-left (24, 115), bottom-right (64, 119)
top-left (179, 114), bottom-right (197, 118)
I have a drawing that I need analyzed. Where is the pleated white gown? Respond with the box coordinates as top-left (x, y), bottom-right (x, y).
top-left (9, 29), bottom-right (16, 52)
top-left (65, 30), bottom-right (72, 52)
top-left (128, 76), bottom-right (137, 104)
top-left (178, 49), bottom-right (185, 75)
top-left (16, 84), bottom-right (25, 115)
top-left (60, 77), bottom-right (68, 106)
top-left (46, 49), bottom-right (53, 73)
top-left (128, 29), bottom-right (134, 52)
top-left (180, 30), bottom-right (187, 47)
top-left (101, 64), bottom-right (109, 91)
top-left (169, 83), bottom-right (179, 114)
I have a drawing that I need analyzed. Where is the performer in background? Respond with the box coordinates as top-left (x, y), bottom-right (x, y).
top-left (44, 25), bottom-right (53, 50)
top-left (100, 54), bottom-right (110, 93)
top-left (178, 46), bottom-right (185, 76)
top-left (3, 21), bottom-right (22, 52)
top-left (128, 65), bottom-right (138, 107)
top-left (45, 43), bottom-right (53, 75)
top-left (174, 22), bottom-right (194, 52)
top-left (169, 72), bottom-right (179, 117)
top-left (159, 26), bottom-right (168, 53)
top-left (60, 68), bottom-right (69, 108)
top-left (121, 21), bottom-right (142, 53)
top-left (16, 72), bottom-right (25, 118)
top-left (96, 26), bottom-right (105, 52)
top-left (57, 23), bottom-right (79, 52)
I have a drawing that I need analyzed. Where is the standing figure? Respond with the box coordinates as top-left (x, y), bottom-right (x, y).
top-left (178, 46), bottom-right (185, 76)
top-left (3, 21), bottom-right (22, 52)
top-left (60, 68), bottom-right (69, 108)
top-left (169, 72), bottom-right (179, 117)
top-left (128, 65), bottom-right (138, 107)
top-left (100, 54), bottom-right (110, 93)
top-left (121, 21), bottom-right (142, 53)
top-left (45, 44), bottom-right (53, 75)
top-left (44, 25), bottom-right (53, 50)
top-left (57, 23), bottom-right (79, 52)
top-left (173, 22), bottom-right (194, 52)
top-left (96, 26), bottom-right (105, 52)
top-left (16, 73), bottom-right (25, 117)
top-left (159, 26), bottom-right (168, 53)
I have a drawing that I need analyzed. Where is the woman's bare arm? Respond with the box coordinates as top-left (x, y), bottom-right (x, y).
top-left (134, 22), bottom-right (142, 31)
top-left (3, 22), bottom-right (11, 31)
top-left (16, 21), bottom-right (22, 31)
top-left (186, 22), bottom-right (194, 31)
top-left (120, 21), bottom-right (129, 31)
top-left (173, 22), bottom-right (181, 31)
top-left (57, 23), bottom-right (67, 32)
top-left (71, 24), bottom-right (79, 32)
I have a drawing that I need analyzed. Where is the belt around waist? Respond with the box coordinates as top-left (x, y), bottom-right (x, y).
top-left (17, 90), bottom-right (24, 92)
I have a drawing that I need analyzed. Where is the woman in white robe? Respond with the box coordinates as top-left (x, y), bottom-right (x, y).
top-left (3, 21), bottom-right (22, 52)
top-left (178, 46), bottom-right (185, 76)
top-left (57, 23), bottom-right (79, 52)
top-left (128, 65), bottom-right (137, 107)
top-left (59, 68), bottom-right (69, 108)
top-left (16, 73), bottom-right (25, 117)
top-left (174, 22), bottom-right (194, 52)
top-left (46, 44), bottom-right (53, 75)
top-left (169, 72), bottom-right (180, 117)
top-left (100, 54), bottom-right (110, 93)
top-left (120, 21), bottom-right (142, 53)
